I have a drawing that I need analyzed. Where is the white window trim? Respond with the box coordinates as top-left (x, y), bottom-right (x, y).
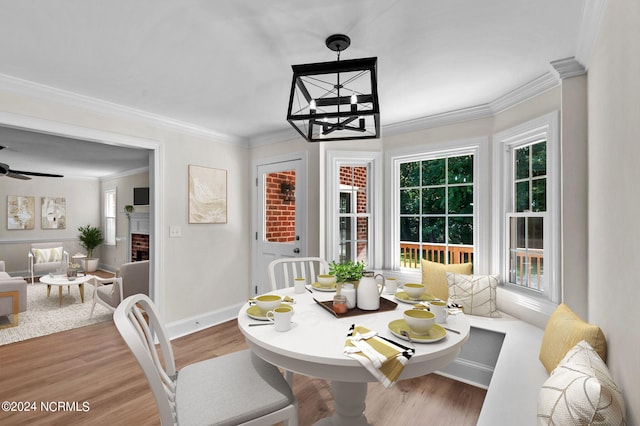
top-left (326, 150), bottom-right (382, 268)
top-left (104, 188), bottom-right (117, 246)
top-left (384, 137), bottom-right (489, 275)
top-left (492, 111), bottom-right (561, 314)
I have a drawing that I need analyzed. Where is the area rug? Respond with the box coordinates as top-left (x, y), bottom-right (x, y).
top-left (0, 283), bottom-right (113, 346)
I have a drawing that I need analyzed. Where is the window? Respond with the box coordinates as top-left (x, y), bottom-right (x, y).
top-left (326, 151), bottom-right (381, 267)
top-left (494, 112), bottom-right (560, 303)
top-left (397, 152), bottom-right (475, 269)
top-left (104, 189), bottom-right (116, 246)
top-left (508, 141), bottom-right (546, 290)
top-left (386, 137), bottom-right (488, 273)
top-left (338, 165), bottom-right (370, 263)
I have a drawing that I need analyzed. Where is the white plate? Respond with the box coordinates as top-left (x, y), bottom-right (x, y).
top-left (388, 319), bottom-right (447, 343)
top-left (312, 282), bottom-right (336, 292)
top-left (394, 291), bottom-right (438, 304)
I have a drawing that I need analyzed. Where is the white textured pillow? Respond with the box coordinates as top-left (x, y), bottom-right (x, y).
top-left (33, 247), bottom-right (63, 264)
top-left (538, 340), bottom-right (626, 425)
top-left (446, 273), bottom-right (499, 318)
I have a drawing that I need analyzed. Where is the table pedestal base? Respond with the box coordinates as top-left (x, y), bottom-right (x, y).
top-left (315, 381), bottom-right (371, 426)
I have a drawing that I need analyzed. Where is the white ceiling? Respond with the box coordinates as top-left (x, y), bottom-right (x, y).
top-left (0, 0), bottom-right (592, 178)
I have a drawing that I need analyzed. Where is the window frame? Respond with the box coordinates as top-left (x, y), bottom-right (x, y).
top-left (103, 188), bottom-right (117, 246)
top-left (385, 137), bottom-right (489, 274)
top-left (326, 151), bottom-right (382, 268)
top-left (493, 111), bottom-right (561, 306)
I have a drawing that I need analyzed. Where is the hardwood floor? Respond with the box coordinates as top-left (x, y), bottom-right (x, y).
top-left (0, 319), bottom-right (485, 426)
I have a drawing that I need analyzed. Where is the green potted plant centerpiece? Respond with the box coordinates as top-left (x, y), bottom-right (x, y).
top-left (78, 224), bottom-right (104, 272)
top-left (328, 260), bottom-right (366, 284)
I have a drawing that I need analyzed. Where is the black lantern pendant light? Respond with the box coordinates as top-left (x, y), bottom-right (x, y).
top-left (286, 34), bottom-right (380, 142)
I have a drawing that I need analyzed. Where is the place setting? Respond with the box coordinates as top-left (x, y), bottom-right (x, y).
top-left (246, 294), bottom-right (295, 322)
top-left (310, 274), bottom-right (337, 292)
top-left (393, 282), bottom-right (439, 304)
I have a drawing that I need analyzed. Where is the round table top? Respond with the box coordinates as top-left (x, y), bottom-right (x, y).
top-left (39, 274), bottom-right (94, 286)
top-left (237, 286), bottom-right (470, 383)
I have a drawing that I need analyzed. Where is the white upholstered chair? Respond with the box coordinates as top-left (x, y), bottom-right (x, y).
top-left (28, 242), bottom-right (69, 283)
top-left (89, 260), bottom-right (149, 318)
top-left (114, 294), bottom-right (298, 426)
top-left (267, 257), bottom-right (329, 291)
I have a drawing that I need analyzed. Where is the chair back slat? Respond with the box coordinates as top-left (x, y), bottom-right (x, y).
top-left (268, 257), bottom-right (329, 291)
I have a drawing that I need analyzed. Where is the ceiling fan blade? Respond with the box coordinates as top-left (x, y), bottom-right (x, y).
top-left (10, 169), bottom-right (64, 178)
top-left (6, 171), bottom-right (31, 180)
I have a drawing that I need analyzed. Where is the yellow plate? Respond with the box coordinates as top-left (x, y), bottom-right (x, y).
top-left (246, 304), bottom-right (293, 321)
top-left (394, 291), bottom-right (438, 304)
top-left (388, 319), bottom-right (447, 343)
top-left (312, 282), bottom-right (336, 292)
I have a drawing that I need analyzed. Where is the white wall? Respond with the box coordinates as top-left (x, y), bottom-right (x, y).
top-left (588, 0), bottom-right (640, 422)
top-left (0, 176), bottom-right (100, 274)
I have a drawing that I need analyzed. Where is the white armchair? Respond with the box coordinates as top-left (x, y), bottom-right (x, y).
top-left (89, 260), bottom-right (149, 318)
top-left (28, 242), bottom-right (69, 284)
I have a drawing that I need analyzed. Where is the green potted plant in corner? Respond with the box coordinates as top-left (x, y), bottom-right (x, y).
top-left (328, 260), bottom-right (366, 284)
top-left (78, 224), bottom-right (104, 272)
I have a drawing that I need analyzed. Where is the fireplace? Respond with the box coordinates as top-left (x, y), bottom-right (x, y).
top-left (131, 233), bottom-right (149, 262)
top-left (128, 212), bottom-right (150, 262)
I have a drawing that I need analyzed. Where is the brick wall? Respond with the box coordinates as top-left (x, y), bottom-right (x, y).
top-left (131, 233), bottom-right (149, 261)
top-left (265, 171), bottom-right (296, 243)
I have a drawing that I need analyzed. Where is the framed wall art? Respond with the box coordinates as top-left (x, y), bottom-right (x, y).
top-left (188, 165), bottom-right (227, 224)
top-left (7, 195), bottom-right (35, 230)
top-left (41, 197), bottom-right (66, 229)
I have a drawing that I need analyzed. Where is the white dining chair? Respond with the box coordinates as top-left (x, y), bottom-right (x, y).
top-left (268, 257), bottom-right (329, 291)
top-left (114, 294), bottom-right (298, 426)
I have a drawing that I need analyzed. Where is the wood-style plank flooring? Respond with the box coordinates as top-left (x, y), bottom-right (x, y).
top-left (0, 318), bottom-right (485, 425)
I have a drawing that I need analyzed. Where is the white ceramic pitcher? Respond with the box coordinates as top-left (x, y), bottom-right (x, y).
top-left (357, 271), bottom-right (385, 310)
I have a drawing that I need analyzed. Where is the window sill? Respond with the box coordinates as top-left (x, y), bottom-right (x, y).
top-left (496, 285), bottom-right (556, 329)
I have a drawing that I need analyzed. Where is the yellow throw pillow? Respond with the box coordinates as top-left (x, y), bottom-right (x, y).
top-left (420, 259), bottom-right (472, 301)
top-left (539, 303), bottom-right (607, 373)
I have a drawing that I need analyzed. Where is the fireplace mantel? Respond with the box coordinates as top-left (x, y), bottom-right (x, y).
top-left (130, 212), bottom-right (149, 235)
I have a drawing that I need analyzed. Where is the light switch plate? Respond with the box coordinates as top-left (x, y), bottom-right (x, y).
top-left (169, 225), bottom-right (181, 238)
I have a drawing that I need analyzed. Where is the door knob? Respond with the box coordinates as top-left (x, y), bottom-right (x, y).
top-left (293, 248), bottom-right (300, 254)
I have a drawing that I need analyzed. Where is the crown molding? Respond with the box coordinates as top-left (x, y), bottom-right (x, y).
top-left (550, 57), bottom-right (586, 79)
top-left (382, 104), bottom-right (493, 138)
top-left (249, 127), bottom-right (300, 147)
top-left (575, 0), bottom-right (609, 68)
top-left (489, 72), bottom-right (559, 114)
top-left (382, 72), bottom-right (560, 138)
top-left (0, 73), bottom-right (249, 147)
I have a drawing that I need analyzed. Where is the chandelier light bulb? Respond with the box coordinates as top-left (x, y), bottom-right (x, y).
top-left (350, 93), bottom-right (357, 104)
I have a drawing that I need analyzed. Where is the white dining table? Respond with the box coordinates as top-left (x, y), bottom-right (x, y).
top-left (237, 286), bottom-right (470, 426)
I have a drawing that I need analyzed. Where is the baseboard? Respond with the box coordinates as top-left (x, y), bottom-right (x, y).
top-left (165, 303), bottom-right (243, 340)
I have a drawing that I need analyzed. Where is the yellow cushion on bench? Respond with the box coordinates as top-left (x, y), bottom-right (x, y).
top-left (539, 303), bottom-right (607, 373)
top-left (421, 260), bottom-right (472, 301)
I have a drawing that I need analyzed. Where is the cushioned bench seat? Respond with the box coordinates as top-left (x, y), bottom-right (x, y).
top-left (438, 311), bottom-right (547, 426)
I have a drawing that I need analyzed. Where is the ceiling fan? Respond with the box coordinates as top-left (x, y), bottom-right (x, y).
top-left (0, 145), bottom-right (64, 180)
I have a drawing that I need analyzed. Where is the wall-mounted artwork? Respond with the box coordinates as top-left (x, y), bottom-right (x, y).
top-left (41, 197), bottom-right (66, 229)
top-left (7, 195), bottom-right (35, 230)
top-left (188, 165), bottom-right (227, 224)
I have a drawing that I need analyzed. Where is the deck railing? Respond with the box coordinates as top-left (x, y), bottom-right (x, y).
top-left (511, 249), bottom-right (544, 290)
top-left (399, 243), bottom-right (474, 268)
top-left (399, 243), bottom-right (544, 290)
